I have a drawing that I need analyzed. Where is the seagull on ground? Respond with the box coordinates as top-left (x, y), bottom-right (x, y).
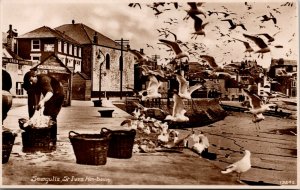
top-left (221, 150), bottom-right (251, 183)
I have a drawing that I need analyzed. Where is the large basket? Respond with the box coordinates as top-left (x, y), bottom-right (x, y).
top-left (2, 131), bottom-right (17, 164)
top-left (19, 117), bottom-right (57, 153)
top-left (101, 127), bottom-right (136, 159)
top-left (69, 131), bottom-right (111, 165)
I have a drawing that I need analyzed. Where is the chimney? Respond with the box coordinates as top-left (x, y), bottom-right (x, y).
top-left (72, 20), bottom-right (75, 24)
top-left (140, 48), bottom-right (144, 54)
top-left (93, 32), bottom-right (98, 44)
top-left (7, 24), bottom-right (17, 52)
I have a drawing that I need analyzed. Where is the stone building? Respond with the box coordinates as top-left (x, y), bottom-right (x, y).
top-left (55, 20), bottom-right (135, 99)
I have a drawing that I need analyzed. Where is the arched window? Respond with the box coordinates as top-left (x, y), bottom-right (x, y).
top-left (106, 54), bottom-right (110, 70)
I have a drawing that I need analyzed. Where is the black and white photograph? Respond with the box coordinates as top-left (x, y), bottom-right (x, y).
top-left (1, 0), bottom-right (299, 188)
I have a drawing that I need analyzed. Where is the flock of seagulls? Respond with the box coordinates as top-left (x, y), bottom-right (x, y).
top-left (125, 1), bottom-right (296, 184)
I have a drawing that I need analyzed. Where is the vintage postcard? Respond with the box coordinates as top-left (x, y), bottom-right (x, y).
top-left (1, 0), bottom-right (299, 189)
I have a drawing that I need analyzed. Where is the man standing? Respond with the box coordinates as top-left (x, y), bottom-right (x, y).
top-left (23, 70), bottom-right (65, 142)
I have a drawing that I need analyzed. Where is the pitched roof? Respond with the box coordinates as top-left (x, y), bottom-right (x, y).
top-left (17, 26), bottom-right (80, 44)
top-left (74, 72), bottom-right (91, 80)
top-left (55, 23), bottom-right (122, 49)
top-left (2, 32), bottom-right (7, 43)
top-left (32, 53), bottom-right (72, 74)
top-left (2, 44), bottom-right (24, 60)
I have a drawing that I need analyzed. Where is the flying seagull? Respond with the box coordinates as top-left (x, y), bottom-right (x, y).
top-left (159, 39), bottom-right (189, 61)
top-left (260, 12), bottom-right (277, 24)
top-left (243, 33), bottom-right (270, 58)
top-left (233, 38), bottom-right (254, 57)
top-left (176, 73), bottom-right (202, 99)
top-left (243, 88), bottom-right (277, 132)
top-left (221, 19), bottom-right (247, 31)
top-left (189, 13), bottom-right (209, 39)
top-left (184, 2), bottom-right (206, 20)
top-left (165, 92), bottom-right (189, 122)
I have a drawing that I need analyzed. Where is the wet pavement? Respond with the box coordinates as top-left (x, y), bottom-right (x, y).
top-left (2, 98), bottom-right (298, 188)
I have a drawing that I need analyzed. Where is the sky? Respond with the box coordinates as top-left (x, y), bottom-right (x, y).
top-left (1, 0), bottom-right (298, 68)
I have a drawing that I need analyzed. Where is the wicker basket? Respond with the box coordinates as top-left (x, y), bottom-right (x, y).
top-left (21, 124), bottom-right (56, 152)
top-left (101, 127), bottom-right (136, 159)
top-left (69, 131), bottom-right (111, 165)
top-left (2, 131), bottom-right (17, 164)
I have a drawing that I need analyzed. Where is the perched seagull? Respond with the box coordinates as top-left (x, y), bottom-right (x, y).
top-left (233, 38), bottom-right (254, 57)
top-left (139, 75), bottom-right (162, 101)
top-left (221, 19), bottom-right (247, 31)
top-left (243, 33), bottom-right (270, 58)
top-left (221, 150), bottom-right (251, 183)
top-left (184, 2), bottom-right (206, 20)
top-left (165, 93), bottom-right (189, 122)
top-left (176, 73), bottom-right (202, 99)
top-left (159, 39), bottom-right (189, 61)
top-left (243, 89), bottom-right (277, 132)
top-left (189, 13), bottom-right (209, 39)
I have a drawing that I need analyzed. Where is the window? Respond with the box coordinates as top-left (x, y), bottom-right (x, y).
top-left (67, 59), bottom-right (74, 67)
top-left (74, 46), bottom-right (77, 56)
top-left (44, 44), bottom-right (54, 52)
top-left (58, 41), bottom-right (62, 52)
top-left (32, 56), bottom-right (40, 63)
top-left (16, 82), bottom-right (24, 95)
top-left (64, 42), bottom-right (67, 54)
top-left (78, 47), bottom-right (81, 57)
top-left (291, 80), bottom-right (296, 87)
top-left (69, 44), bottom-right (73, 55)
top-left (106, 54), bottom-right (110, 70)
top-left (31, 40), bottom-right (40, 51)
top-left (17, 65), bottom-right (23, 75)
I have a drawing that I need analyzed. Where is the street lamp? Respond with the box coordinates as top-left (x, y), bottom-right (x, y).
top-left (97, 49), bottom-right (106, 101)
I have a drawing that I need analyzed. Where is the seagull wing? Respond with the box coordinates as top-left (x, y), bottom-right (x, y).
top-left (187, 2), bottom-right (197, 9)
top-left (243, 89), bottom-right (262, 109)
top-left (188, 83), bottom-right (202, 94)
top-left (221, 19), bottom-right (235, 27)
top-left (128, 49), bottom-right (143, 59)
top-left (173, 93), bottom-right (185, 116)
top-left (190, 14), bottom-right (203, 30)
top-left (200, 55), bottom-right (219, 69)
top-left (234, 38), bottom-right (252, 50)
top-left (243, 33), bottom-right (268, 49)
top-left (159, 39), bottom-right (182, 54)
top-left (176, 74), bottom-right (188, 95)
top-left (256, 33), bottom-right (274, 42)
